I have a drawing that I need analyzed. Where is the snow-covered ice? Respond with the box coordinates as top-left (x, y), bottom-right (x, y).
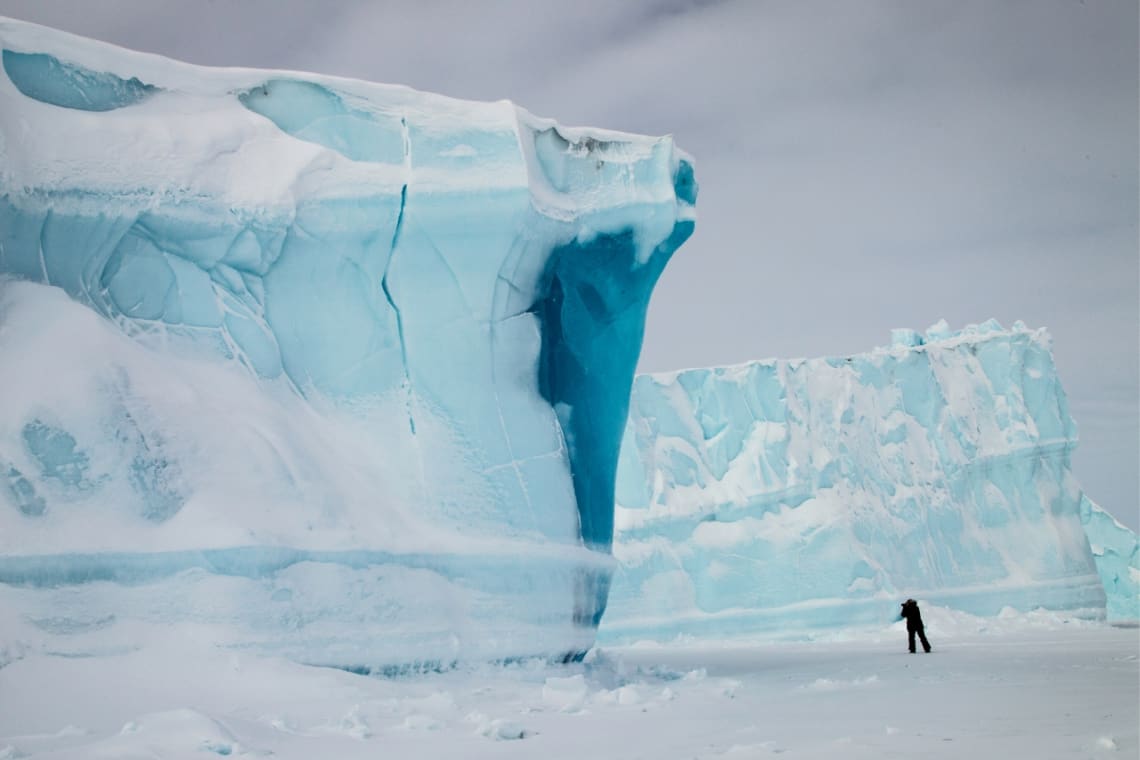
top-left (0, 609), bottom-right (1135, 759)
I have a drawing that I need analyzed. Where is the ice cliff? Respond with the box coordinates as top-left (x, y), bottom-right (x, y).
top-left (1080, 496), bottom-right (1139, 622)
top-left (0, 19), bottom-right (695, 665)
top-left (603, 321), bottom-right (1111, 642)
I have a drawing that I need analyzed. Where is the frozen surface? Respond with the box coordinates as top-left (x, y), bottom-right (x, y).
top-left (1081, 496), bottom-right (1139, 621)
top-left (0, 609), bottom-right (1135, 759)
top-left (605, 321), bottom-right (1107, 642)
top-left (0, 18), bottom-right (694, 665)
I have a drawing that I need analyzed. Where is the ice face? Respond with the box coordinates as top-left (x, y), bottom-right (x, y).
top-left (0, 19), bottom-right (694, 665)
top-left (1080, 496), bottom-right (1139, 622)
top-left (604, 321), bottom-right (1109, 642)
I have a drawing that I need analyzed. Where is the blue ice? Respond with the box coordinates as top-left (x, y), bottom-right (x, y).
top-left (0, 18), bottom-right (694, 665)
top-left (604, 322), bottom-right (1113, 642)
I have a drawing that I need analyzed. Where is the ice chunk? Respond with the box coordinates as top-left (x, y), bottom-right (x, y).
top-left (890, 328), bottom-right (923, 348)
top-left (1080, 495), bottom-right (1139, 621)
top-left (924, 318), bottom-right (951, 341)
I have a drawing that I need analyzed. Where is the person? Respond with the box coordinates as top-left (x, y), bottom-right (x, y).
top-left (899, 598), bottom-right (931, 653)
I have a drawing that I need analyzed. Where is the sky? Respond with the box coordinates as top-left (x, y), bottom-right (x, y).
top-left (0, 0), bottom-right (1136, 529)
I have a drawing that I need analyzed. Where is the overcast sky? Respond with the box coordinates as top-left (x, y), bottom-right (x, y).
top-left (1, 0), bottom-right (1136, 528)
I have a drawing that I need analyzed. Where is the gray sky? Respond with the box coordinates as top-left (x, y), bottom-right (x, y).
top-left (1, 0), bottom-right (1136, 529)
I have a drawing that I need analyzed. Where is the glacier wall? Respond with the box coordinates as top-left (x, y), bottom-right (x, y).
top-left (602, 321), bottom-right (1107, 642)
top-left (0, 19), bottom-right (694, 665)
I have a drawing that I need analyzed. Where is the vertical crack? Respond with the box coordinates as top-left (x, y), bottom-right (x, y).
top-left (381, 116), bottom-right (415, 435)
top-left (380, 184), bottom-right (411, 433)
top-left (37, 210), bottom-right (51, 285)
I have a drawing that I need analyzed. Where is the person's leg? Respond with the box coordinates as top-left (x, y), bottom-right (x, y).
top-left (908, 627), bottom-right (916, 653)
top-left (918, 627), bottom-right (931, 653)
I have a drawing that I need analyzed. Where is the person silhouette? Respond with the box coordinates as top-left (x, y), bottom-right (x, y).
top-left (899, 598), bottom-right (931, 653)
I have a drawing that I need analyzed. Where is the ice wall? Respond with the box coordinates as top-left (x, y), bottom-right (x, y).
top-left (1080, 496), bottom-right (1139, 622)
top-left (0, 19), bottom-right (695, 665)
top-left (603, 321), bottom-right (1107, 642)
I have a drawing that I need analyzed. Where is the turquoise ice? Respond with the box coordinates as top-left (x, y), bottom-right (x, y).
top-left (1080, 496), bottom-right (1139, 622)
top-left (604, 321), bottom-right (1113, 641)
top-left (0, 18), bottom-right (694, 665)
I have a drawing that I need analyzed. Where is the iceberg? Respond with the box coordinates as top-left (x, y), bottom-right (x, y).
top-left (603, 321), bottom-right (1110, 642)
top-left (0, 19), bottom-right (695, 665)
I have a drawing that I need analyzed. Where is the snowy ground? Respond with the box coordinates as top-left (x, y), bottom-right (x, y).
top-left (1, 609), bottom-right (1136, 759)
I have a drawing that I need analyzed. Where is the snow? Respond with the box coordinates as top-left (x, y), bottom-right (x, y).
top-left (0, 609), bottom-right (1135, 759)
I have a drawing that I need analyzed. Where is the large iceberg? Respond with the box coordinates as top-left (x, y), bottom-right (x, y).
top-left (0, 19), bottom-right (695, 665)
top-left (603, 321), bottom-right (1111, 642)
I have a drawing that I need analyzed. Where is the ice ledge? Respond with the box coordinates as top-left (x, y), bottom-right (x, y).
top-left (0, 16), bottom-right (695, 225)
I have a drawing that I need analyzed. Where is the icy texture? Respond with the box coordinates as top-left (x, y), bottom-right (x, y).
top-left (1080, 495), bottom-right (1139, 621)
top-left (604, 321), bottom-right (1107, 642)
top-left (0, 19), bottom-right (694, 664)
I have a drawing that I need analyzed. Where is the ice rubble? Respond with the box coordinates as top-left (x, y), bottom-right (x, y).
top-left (603, 320), bottom-right (1115, 642)
top-left (0, 18), bottom-right (695, 664)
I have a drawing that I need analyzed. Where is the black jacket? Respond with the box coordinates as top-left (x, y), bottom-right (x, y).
top-left (899, 599), bottom-right (924, 630)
